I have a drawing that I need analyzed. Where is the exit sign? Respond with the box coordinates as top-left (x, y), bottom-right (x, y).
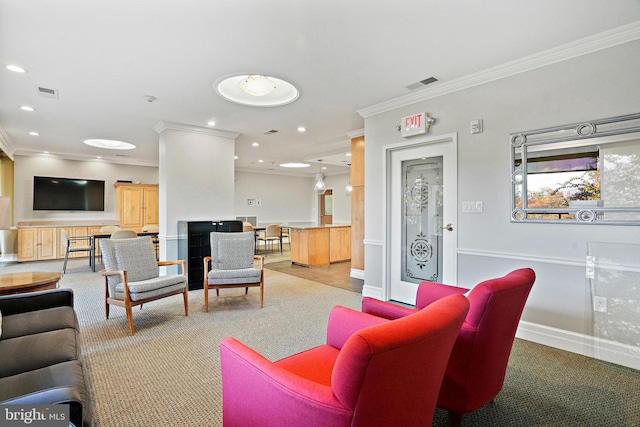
top-left (400, 112), bottom-right (427, 137)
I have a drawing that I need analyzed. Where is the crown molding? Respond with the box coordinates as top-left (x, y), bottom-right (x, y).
top-left (13, 149), bottom-right (159, 167)
top-left (0, 124), bottom-right (15, 160)
top-left (358, 21), bottom-right (640, 118)
top-left (153, 120), bottom-right (240, 139)
top-left (347, 128), bottom-right (364, 139)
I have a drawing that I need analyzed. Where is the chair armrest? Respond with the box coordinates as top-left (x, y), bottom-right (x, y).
top-left (326, 305), bottom-right (389, 349)
top-left (253, 255), bottom-right (264, 269)
top-left (99, 269), bottom-right (126, 280)
top-left (0, 289), bottom-right (74, 316)
top-left (158, 259), bottom-right (186, 275)
top-left (361, 297), bottom-right (417, 320)
top-left (219, 337), bottom-right (346, 425)
top-left (416, 281), bottom-right (469, 309)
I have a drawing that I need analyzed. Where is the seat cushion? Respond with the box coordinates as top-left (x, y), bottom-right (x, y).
top-left (274, 344), bottom-right (339, 387)
top-left (207, 268), bottom-right (261, 285)
top-left (115, 275), bottom-right (186, 301)
top-left (0, 306), bottom-right (78, 340)
top-left (0, 359), bottom-right (87, 402)
top-left (0, 328), bottom-right (79, 378)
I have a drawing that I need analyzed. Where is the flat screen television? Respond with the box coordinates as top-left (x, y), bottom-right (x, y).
top-left (33, 176), bottom-right (105, 211)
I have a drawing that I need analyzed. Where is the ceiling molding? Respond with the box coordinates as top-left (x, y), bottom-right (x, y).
top-left (347, 128), bottom-right (364, 139)
top-left (0, 124), bottom-right (15, 160)
top-left (358, 21), bottom-right (640, 118)
top-left (153, 121), bottom-right (240, 139)
top-left (13, 149), bottom-right (159, 167)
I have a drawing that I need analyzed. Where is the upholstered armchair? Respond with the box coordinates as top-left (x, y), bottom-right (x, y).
top-left (203, 232), bottom-right (264, 312)
top-left (219, 294), bottom-right (470, 427)
top-left (99, 236), bottom-right (188, 335)
top-left (362, 268), bottom-right (536, 427)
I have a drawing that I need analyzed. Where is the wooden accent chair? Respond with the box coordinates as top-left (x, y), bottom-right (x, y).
top-left (362, 268), bottom-right (536, 427)
top-left (99, 236), bottom-right (188, 335)
top-left (203, 232), bottom-right (264, 312)
top-left (220, 295), bottom-right (469, 426)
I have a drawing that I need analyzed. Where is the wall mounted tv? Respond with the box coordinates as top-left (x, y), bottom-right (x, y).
top-left (33, 176), bottom-right (105, 211)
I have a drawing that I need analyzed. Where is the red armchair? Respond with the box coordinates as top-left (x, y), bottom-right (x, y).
top-left (219, 294), bottom-right (470, 427)
top-left (362, 268), bottom-right (535, 427)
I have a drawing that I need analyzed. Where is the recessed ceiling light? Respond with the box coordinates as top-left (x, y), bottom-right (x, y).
top-left (346, 153), bottom-right (352, 156)
top-left (29, 131), bottom-right (39, 136)
top-left (280, 163), bottom-right (311, 168)
top-left (6, 65), bottom-right (26, 73)
top-left (215, 73), bottom-right (299, 107)
top-left (83, 139), bottom-right (136, 150)
top-left (20, 105), bottom-right (34, 112)
top-left (252, 142), bottom-right (259, 147)
top-left (96, 156), bottom-right (102, 159)
top-left (258, 159), bottom-right (264, 163)
top-left (43, 151), bottom-right (49, 154)
top-left (234, 155), bottom-right (238, 160)
top-left (208, 121), bottom-right (216, 127)
top-left (297, 127), bottom-right (306, 132)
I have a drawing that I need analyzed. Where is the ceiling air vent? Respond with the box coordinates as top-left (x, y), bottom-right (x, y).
top-left (36, 86), bottom-right (59, 99)
top-left (264, 129), bottom-right (279, 135)
top-left (406, 76), bottom-right (439, 90)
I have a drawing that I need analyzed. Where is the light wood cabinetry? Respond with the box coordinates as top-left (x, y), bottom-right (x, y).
top-left (18, 228), bottom-right (57, 262)
top-left (115, 183), bottom-right (159, 232)
top-left (290, 227), bottom-right (330, 267)
top-left (329, 226), bottom-right (351, 263)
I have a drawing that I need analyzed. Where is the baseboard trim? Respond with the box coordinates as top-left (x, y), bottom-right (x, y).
top-left (517, 320), bottom-right (639, 370)
top-left (362, 284), bottom-right (383, 299)
top-left (350, 268), bottom-right (364, 280)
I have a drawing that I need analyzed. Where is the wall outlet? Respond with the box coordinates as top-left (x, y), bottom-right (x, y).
top-left (593, 296), bottom-right (607, 313)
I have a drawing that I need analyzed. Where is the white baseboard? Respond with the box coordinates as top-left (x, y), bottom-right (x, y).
top-left (0, 253), bottom-right (17, 262)
top-left (517, 320), bottom-right (639, 371)
top-left (350, 268), bottom-right (364, 280)
top-left (362, 284), bottom-right (383, 300)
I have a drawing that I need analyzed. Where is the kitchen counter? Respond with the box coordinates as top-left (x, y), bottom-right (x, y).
top-left (289, 225), bottom-right (351, 267)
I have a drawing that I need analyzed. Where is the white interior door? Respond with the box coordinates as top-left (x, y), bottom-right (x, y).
top-left (385, 133), bottom-right (457, 304)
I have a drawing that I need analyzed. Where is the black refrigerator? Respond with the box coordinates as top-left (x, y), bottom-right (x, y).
top-left (177, 220), bottom-right (243, 290)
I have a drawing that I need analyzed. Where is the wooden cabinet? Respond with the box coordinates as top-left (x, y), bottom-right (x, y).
top-left (18, 228), bottom-right (57, 262)
top-left (290, 228), bottom-right (330, 267)
top-left (329, 227), bottom-right (351, 263)
top-left (115, 183), bottom-right (159, 232)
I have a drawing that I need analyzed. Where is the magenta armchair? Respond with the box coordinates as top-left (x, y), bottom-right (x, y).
top-left (362, 268), bottom-right (535, 427)
top-left (219, 294), bottom-right (470, 427)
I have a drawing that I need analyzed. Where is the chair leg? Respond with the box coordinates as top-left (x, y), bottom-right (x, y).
top-left (204, 285), bottom-right (209, 313)
top-left (63, 251), bottom-right (69, 273)
top-left (448, 411), bottom-right (463, 427)
top-left (259, 282), bottom-right (264, 308)
top-left (125, 301), bottom-right (135, 335)
top-left (183, 289), bottom-right (189, 316)
top-left (245, 287), bottom-right (248, 295)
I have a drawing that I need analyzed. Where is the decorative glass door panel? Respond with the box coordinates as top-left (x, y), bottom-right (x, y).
top-left (401, 157), bottom-right (443, 283)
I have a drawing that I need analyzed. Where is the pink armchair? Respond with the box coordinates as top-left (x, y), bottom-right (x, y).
top-left (219, 294), bottom-right (470, 427)
top-left (362, 268), bottom-right (535, 427)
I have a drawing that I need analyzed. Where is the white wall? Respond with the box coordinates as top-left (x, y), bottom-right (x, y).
top-left (13, 155), bottom-right (158, 224)
top-left (363, 40), bottom-right (640, 367)
top-left (322, 173), bottom-right (351, 224)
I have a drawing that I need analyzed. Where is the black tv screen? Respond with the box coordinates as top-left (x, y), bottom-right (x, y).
top-left (33, 176), bottom-right (105, 211)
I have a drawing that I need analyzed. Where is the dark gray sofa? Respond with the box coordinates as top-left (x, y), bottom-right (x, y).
top-left (0, 288), bottom-right (91, 426)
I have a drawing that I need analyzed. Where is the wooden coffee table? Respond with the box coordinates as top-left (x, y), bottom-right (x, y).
top-left (0, 271), bottom-right (63, 296)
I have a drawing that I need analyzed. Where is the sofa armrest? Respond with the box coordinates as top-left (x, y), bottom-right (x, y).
top-left (361, 297), bottom-right (417, 320)
top-left (0, 289), bottom-right (74, 316)
top-left (326, 306), bottom-right (389, 349)
top-left (416, 281), bottom-right (469, 309)
top-left (2, 386), bottom-right (87, 427)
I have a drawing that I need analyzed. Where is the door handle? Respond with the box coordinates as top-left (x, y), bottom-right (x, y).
top-left (445, 223), bottom-right (453, 231)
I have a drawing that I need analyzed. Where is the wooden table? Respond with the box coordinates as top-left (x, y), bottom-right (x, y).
top-left (0, 271), bottom-right (63, 296)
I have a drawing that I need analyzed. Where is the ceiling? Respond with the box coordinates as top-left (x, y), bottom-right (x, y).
top-left (1, 1), bottom-right (639, 177)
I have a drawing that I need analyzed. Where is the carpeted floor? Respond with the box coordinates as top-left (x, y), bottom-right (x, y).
top-left (2, 258), bottom-right (639, 426)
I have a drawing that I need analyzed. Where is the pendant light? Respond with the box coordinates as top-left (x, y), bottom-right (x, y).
top-left (314, 160), bottom-right (327, 195)
top-left (345, 163), bottom-right (353, 197)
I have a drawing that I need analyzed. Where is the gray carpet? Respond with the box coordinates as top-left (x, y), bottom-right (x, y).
top-left (2, 259), bottom-right (639, 426)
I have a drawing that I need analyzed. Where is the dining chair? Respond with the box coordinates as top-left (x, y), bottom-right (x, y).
top-left (60, 230), bottom-right (93, 273)
top-left (257, 224), bottom-right (282, 254)
top-left (110, 229), bottom-right (138, 239)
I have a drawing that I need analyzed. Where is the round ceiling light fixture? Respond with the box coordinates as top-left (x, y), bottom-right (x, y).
top-left (83, 139), bottom-right (136, 150)
top-left (215, 73), bottom-right (299, 107)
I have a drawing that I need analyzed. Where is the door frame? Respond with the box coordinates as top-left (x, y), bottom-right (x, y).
top-left (381, 132), bottom-right (458, 302)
